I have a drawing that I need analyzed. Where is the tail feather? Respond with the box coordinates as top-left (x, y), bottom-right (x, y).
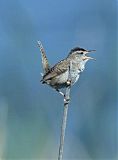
top-left (37, 41), bottom-right (50, 73)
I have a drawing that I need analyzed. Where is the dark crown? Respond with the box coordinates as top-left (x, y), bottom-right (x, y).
top-left (69, 47), bottom-right (86, 55)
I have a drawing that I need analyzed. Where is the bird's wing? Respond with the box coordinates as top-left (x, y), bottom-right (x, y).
top-left (43, 59), bottom-right (69, 81)
top-left (37, 41), bottom-right (50, 73)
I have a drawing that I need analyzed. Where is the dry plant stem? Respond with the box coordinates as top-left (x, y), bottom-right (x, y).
top-left (58, 86), bottom-right (71, 160)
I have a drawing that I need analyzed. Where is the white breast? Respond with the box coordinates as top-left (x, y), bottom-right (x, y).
top-left (70, 69), bottom-right (80, 85)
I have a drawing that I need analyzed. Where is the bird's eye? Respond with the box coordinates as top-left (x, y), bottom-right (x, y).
top-left (80, 52), bottom-right (83, 54)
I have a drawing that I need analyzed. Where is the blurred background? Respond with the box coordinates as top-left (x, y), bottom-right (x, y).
top-left (0, 0), bottom-right (117, 159)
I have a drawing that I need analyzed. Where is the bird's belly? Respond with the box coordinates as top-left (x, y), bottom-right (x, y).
top-left (71, 70), bottom-right (80, 85)
top-left (56, 70), bottom-right (80, 85)
top-left (72, 74), bottom-right (80, 84)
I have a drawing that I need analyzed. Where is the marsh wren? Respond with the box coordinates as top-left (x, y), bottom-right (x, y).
top-left (38, 41), bottom-right (95, 99)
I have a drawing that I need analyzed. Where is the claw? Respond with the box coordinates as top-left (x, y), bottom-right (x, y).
top-left (66, 79), bottom-right (71, 86)
top-left (64, 97), bottom-right (70, 104)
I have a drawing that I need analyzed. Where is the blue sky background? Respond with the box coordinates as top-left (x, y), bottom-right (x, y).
top-left (0, 0), bottom-right (117, 159)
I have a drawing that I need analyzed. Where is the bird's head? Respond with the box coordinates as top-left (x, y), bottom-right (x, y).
top-left (68, 47), bottom-right (96, 62)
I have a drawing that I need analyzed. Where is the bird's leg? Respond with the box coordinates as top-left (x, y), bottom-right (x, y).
top-left (66, 79), bottom-right (71, 86)
top-left (56, 89), bottom-right (65, 97)
top-left (55, 89), bottom-right (69, 104)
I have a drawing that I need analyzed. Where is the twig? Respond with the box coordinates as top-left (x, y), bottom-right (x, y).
top-left (58, 62), bottom-right (72, 160)
top-left (58, 86), bottom-right (70, 160)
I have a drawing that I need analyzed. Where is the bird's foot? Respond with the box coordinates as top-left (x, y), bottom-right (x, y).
top-left (66, 79), bottom-right (72, 86)
top-left (55, 89), bottom-right (70, 104)
top-left (64, 95), bottom-right (70, 105)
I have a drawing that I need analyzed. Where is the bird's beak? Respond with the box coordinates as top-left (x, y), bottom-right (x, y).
top-left (83, 49), bottom-right (96, 60)
top-left (83, 56), bottom-right (96, 61)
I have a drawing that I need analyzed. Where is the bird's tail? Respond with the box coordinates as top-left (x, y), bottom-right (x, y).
top-left (37, 41), bottom-right (50, 74)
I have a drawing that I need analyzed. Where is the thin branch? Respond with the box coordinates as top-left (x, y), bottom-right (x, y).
top-left (58, 62), bottom-right (72, 160)
top-left (58, 86), bottom-right (71, 160)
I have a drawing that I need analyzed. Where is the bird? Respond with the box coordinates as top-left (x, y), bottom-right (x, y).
top-left (37, 41), bottom-right (96, 101)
